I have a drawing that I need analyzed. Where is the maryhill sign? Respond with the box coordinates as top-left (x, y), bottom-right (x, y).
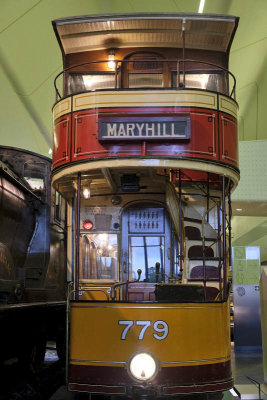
top-left (98, 116), bottom-right (191, 141)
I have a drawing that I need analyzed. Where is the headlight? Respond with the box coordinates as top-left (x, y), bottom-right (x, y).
top-left (128, 352), bottom-right (158, 381)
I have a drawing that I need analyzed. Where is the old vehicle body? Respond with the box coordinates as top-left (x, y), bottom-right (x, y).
top-left (52, 13), bottom-right (239, 397)
top-left (0, 146), bottom-right (66, 369)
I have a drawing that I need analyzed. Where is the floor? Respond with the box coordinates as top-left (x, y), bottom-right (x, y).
top-left (50, 343), bottom-right (267, 399)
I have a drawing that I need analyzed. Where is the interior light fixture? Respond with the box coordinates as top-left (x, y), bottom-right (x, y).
top-left (83, 186), bottom-right (90, 199)
top-left (236, 208), bottom-right (243, 212)
top-left (108, 49), bottom-right (116, 70)
top-left (198, 0), bottom-right (205, 13)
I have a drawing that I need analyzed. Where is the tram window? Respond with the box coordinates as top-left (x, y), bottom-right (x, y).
top-left (129, 236), bottom-right (165, 282)
top-left (172, 71), bottom-right (223, 93)
top-left (128, 73), bottom-right (163, 88)
top-left (23, 162), bottom-right (46, 196)
top-left (80, 233), bottom-right (118, 280)
top-left (68, 73), bottom-right (115, 94)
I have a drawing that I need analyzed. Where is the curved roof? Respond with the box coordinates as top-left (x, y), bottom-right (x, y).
top-left (53, 13), bottom-right (239, 55)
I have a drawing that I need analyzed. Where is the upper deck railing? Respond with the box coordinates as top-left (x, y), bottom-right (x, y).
top-left (54, 58), bottom-right (236, 102)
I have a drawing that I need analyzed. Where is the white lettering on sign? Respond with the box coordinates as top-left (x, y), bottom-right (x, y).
top-left (118, 320), bottom-right (169, 341)
top-left (107, 124), bottom-right (117, 136)
top-left (103, 122), bottom-right (188, 139)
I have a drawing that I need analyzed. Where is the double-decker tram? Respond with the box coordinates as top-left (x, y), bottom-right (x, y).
top-left (52, 13), bottom-right (239, 398)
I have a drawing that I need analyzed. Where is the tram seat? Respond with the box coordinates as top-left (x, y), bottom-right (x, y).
top-left (185, 226), bottom-right (201, 240)
top-left (189, 265), bottom-right (220, 280)
top-left (188, 245), bottom-right (214, 259)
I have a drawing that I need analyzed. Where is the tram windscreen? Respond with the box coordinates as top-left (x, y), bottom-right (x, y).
top-left (128, 236), bottom-right (165, 282)
top-left (80, 233), bottom-right (118, 280)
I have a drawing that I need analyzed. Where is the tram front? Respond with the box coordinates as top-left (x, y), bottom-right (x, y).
top-left (51, 13), bottom-right (239, 398)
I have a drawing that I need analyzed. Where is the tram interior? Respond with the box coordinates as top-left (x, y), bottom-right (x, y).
top-left (56, 167), bottom-right (230, 303)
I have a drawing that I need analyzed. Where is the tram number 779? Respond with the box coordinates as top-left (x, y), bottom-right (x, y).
top-left (118, 320), bottom-right (169, 341)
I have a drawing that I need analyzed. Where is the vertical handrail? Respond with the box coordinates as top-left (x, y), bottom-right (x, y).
top-left (182, 20), bottom-right (186, 88)
top-left (217, 201), bottom-right (223, 301)
top-left (222, 176), bottom-right (227, 300)
top-left (207, 173), bottom-right (210, 223)
top-left (75, 172), bottom-right (81, 300)
top-left (177, 60), bottom-right (180, 88)
top-left (115, 61), bottom-right (118, 89)
top-left (178, 170), bottom-right (183, 275)
top-left (228, 188), bottom-right (232, 272)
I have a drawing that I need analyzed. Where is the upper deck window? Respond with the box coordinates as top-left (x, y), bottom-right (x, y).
top-left (68, 73), bottom-right (115, 95)
top-left (172, 71), bottom-right (225, 92)
top-left (128, 74), bottom-right (163, 88)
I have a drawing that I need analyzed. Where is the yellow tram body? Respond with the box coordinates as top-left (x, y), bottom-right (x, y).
top-left (70, 301), bottom-right (230, 367)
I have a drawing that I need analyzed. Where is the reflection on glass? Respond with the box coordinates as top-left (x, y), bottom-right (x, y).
top-left (172, 72), bottom-right (224, 93)
top-left (80, 233), bottom-right (118, 280)
top-left (68, 74), bottom-right (115, 94)
top-left (129, 74), bottom-right (163, 88)
top-left (129, 236), bottom-right (165, 282)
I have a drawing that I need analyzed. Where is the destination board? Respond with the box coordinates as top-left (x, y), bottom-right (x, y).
top-left (98, 116), bottom-right (191, 141)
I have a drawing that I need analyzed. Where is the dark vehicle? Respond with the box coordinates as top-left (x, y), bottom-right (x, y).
top-left (0, 146), bottom-right (66, 371)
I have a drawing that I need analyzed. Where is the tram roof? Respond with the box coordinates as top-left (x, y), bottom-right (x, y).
top-left (52, 13), bottom-right (239, 56)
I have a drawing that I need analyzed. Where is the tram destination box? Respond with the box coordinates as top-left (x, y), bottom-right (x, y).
top-left (98, 116), bottom-right (191, 141)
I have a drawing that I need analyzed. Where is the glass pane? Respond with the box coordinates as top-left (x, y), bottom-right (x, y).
top-left (129, 73), bottom-right (163, 88)
top-left (80, 233), bottom-right (118, 280)
top-left (129, 236), bottom-right (165, 282)
top-left (68, 74), bottom-right (115, 94)
top-left (23, 162), bottom-right (46, 199)
top-left (172, 72), bottom-right (224, 93)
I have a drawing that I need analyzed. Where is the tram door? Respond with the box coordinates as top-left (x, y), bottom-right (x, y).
top-left (121, 205), bottom-right (171, 301)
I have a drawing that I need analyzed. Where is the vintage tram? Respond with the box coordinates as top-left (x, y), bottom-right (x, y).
top-left (52, 13), bottom-right (239, 397)
top-left (0, 146), bottom-right (66, 370)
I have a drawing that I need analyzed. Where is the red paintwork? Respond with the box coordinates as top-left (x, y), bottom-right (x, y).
top-left (53, 115), bottom-right (71, 168)
top-left (52, 105), bottom-right (238, 171)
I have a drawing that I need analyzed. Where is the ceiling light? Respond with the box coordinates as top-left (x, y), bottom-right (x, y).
top-left (83, 186), bottom-right (90, 199)
top-left (108, 49), bottom-right (116, 70)
top-left (236, 208), bottom-right (243, 211)
top-left (198, 0), bottom-right (205, 13)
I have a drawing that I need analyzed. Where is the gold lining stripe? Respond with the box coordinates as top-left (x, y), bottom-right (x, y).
top-left (73, 91), bottom-right (216, 110)
top-left (53, 98), bottom-right (71, 120)
top-left (219, 97), bottom-right (237, 118)
top-left (71, 304), bottom-right (221, 309)
top-left (53, 90), bottom-right (219, 120)
top-left (69, 355), bottom-right (231, 367)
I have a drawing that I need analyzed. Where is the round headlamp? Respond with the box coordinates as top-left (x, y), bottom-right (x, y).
top-left (128, 352), bottom-right (158, 382)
